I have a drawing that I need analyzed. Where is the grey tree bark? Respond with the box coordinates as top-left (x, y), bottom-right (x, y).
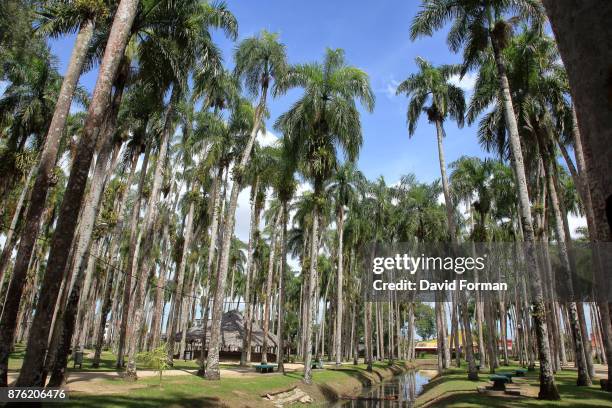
top-left (489, 25), bottom-right (559, 399)
top-left (14, 3), bottom-right (138, 386)
top-left (125, 89), bottom-right (177, 380)
top-left (240, 178), bottom-right (261, 366)
top-left (302, 205), bottom-right (320, 384)
top-left (205, 87), bottom-right (267, 380)
top-left (335, 205), bottom-right (345, 366)
top-left (0, 19), bottom-right (94, 387)
top-left (197, 165), bottom-right (223, 375)
top-left (261, 210), bottom-right (281, 364)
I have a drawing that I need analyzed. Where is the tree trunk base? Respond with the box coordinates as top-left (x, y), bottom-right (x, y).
top-left (467, 371), bottom-right (479, 381)
top-left (601, 379), bottom-right (612, 392)
top-left (196, 368), bottom-right (206, 377)
top-left (46, 371), bottom-right (67, 388)
top-left (538, 383), bottom-right (561, 400)
top-left (124, 370), bottom-right (138, 382)
top-left (204, 368), bottom-right (220, 380)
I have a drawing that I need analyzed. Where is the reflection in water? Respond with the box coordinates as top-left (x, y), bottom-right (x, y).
top-left (333, 370), bottom-right (429, 407)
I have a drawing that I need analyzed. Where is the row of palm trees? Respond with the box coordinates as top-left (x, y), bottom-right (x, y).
top-left (0, 0), bottom-right (610, 401)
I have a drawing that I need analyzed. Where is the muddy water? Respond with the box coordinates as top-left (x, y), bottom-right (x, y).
top-left (331, 370), bottom-right (429, 407)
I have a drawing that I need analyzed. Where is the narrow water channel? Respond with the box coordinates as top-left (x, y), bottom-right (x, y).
top-left (330, 370), bottom-right (429, 407)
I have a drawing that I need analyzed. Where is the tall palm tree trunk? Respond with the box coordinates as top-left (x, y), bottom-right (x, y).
top-left (538, 133), bottom-right (590, 385)
top-left (197, 166), bottom-right (223, 375)
top-left (276, 201), bottom-right (289, 372)
top-left (46, 136), bottom-right (122, 388)
top-left (262, 210), bottom-right (281, 364)
top-left (14, 2), bottom-right (138, 384)
top-left (166, 194), bottom-right (195, 366)
top-left (116, 141), bottom-right (151, 367)
top-left (149, 222), bottom-right (171, 351)
top-left (205, 86), bottom-right (268, 381)
top-left (240, 178), bottom-right (259, 366)
top-left (124, 96), bottom-right (176, 380)
top-left (0, 164), bottom-right (36, 296)
top-left (179, 264), bottom-right (197, 359)
top-left (0, 19), bottom-right (95, 388)
top-left (365, 300), bottom-right (373, 372)
top-left (335, 205), bottom-right (345, 366)
top-left (542, 0), bottom-right (612, 238)
top-left (92, 149), bottom-right (138, 366)
top-left (489, 30), bottom-right (559, 399)
top-left (70, 64), bottom-right (128, 349)
top-left (302, 198), bottom-right (320, 384)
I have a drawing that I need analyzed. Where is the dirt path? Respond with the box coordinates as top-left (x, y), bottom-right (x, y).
top-left (7, 362), bottom-right (308, 393)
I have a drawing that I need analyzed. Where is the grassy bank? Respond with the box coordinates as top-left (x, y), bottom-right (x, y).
top-left (417, 365), bottom-right (612, 408)
top-left (35, 361), bottom-right (411, 407)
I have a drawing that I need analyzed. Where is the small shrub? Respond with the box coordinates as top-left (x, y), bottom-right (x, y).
top-left (137, 343), bottom-right (170, 387)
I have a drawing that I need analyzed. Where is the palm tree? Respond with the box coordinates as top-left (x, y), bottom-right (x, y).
top-left (541, 5), bottom-right (612, 292)
top-left (11, 0), bottom-right (140, 388)
top-left (410, 0), bottom-right (559, 399)
top-left (123, 2), bottom-right (237, 380)
top-left (276, 48), bottom-right (374, 383)
top-left (396, 57), bottom-right (465, 245)
top-left (239, 149), bottom-right (268, 366)
top-left (396, 56), bottom-right (465, 373)
top-left (205, 30), bottom-right (288, 381)
top-left (326, 162), bottom-right (361, 366)
top-left (468, 29), bottom-right (591, 385)
top-left (271, 139), bottom-right (298, 372)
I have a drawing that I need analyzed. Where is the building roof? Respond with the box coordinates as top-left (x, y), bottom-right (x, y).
top-left (169, 310), bottom-right (278, 350)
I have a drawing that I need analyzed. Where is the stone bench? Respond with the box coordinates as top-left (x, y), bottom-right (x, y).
top-left (496, 372), bottom-right (515, 383)
top-left (255, 364), bottom-right (275, 373)
top-left (312, 360), bottom-right (323, 369)
top-left (489, 375), bottom-right (510, 391)
top-left (514, 369), bottom-right (527, 377)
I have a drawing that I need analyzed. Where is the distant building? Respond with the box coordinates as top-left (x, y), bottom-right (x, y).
top-left (164, 310), bottom-right (279, 361)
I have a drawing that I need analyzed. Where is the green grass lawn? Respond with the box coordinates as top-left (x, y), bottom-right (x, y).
top-left (45, 362), bottom-right (400, 408)
top-left (417, 364), bottom-right (612, 408)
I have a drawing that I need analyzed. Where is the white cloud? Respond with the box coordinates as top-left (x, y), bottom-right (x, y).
top-left (567, 214), bottom-right (587, 239)
top-left (295, 181), bottom-right (312, 196)
top-left (384, 79), bottom-right (401, 99)
top-left (257, 129), bottom-right (279, 147)
top-left (234, 187), bottom-right (252, 242)
top-left (449, 72), bottom-right (477, 92)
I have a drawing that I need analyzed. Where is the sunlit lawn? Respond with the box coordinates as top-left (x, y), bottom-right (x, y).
top-left (45, 361), bottom-right (399, 408)
top-left (417, 363), bottom-right (612, 407)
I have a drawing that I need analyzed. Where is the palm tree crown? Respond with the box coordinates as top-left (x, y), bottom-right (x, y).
top-left (396, 57), bottom-right (465, 136)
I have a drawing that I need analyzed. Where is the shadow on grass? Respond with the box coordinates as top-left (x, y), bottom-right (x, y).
top-left (49, 395), bottom-right (223, 408)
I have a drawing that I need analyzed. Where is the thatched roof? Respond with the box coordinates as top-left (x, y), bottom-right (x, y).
top-left (170, 310), bottom-right (278, 350)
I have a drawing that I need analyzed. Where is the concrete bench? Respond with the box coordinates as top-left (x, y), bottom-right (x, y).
top-left (489, 375), bottom-right (510, 391)
top-left (255, 364), bottom-right (275, 373)
top-left (312, 360), bottom-right (323, 369)
top-left (496, 372), bottom-right (515, 383)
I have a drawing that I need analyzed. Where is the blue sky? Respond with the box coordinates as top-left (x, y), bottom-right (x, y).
top-left (49, 0), bottom-right (490, 186)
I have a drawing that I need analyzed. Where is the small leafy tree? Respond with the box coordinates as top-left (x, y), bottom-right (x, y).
top-left (414, 303), bottom-right (436, 340)
top-left (137, 343), bottom-right (170, 387)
